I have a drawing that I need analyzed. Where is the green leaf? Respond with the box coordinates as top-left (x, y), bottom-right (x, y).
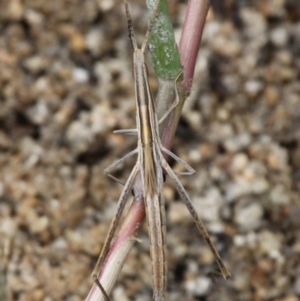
top-left (146, 0), bottom-right (182, 80)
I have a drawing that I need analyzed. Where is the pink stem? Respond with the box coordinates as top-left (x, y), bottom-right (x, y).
top-left (161, 0), bottom-right (210, 150)
top-left (85, 196), bottom-right (146, 301)
top-left (179, 0), bottom-right (210, 93)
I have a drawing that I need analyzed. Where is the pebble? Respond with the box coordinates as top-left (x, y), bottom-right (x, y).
top-left (269, 185), bottom-right (290, 205)
top-left (260, 0), bottom-right (285, 18)
top-left (0, 218), bottom-right (17, 237)
top-left (230, 153), bottom-right (249, 173)
top-left (199, 93), bottom-right (217, 118)
top-left (188, 148), bottom-right (201, 163)
top-left (217, 108), bottom-right (229, 121)
top-left (270, 26), bottom-right (289, 47)
top-left (240, 8), bottom-right (267, 48)
top-left (232, 270), bottom-right (251, 291)
top-left (51, 238), bottom-right (68, 250)
top-left (225, 175), bottom-right (269, 202)
top-left (244, 80), bottom-right (263, 97)
top-left (210, 123), bottom-right (234, 142)
top-left (7, 0), bottom-right (24, 20)
top-left (85, 28), bottom-right (106, 56)
top-left (168, 202), bottom-right (190, 224)
top-left (186, 110), bottom-right (202, 132)
top-left (24, 55), bottom-right (48, 74)
top-left (185, 276), bottom-right (211, 296)
top-left (223, 132), bottom-right (252, 152)
top-left (70, 31), bottom-right (86, 52)
top-left (24, 9), bottom-right (44, 26)
top-left (258, 230), bottom-right (283, 258)
top-left (199, 142), bottom-right (218, 161)
top-left (26, 101), bottom-right (49, 125)
top-left (264, 85), bottom-right (280, 106)
top-left (66, 118), bottom-right (94, 155)
top-left (30, 216), bottom-right (49, 234)
top-left (72, 67), bottom-right (89, 83)
top-left (193, 188), bottom-right (223, 223)
top-left (54, 99), bottom-right (77, 127)
top-left (234, 202), bottom-right (264, 231)
top-left (267, 144), bottom-right (288, 171)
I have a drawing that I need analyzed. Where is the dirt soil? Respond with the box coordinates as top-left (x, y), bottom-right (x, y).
top-left (0, 0), bottom-right (300, 301)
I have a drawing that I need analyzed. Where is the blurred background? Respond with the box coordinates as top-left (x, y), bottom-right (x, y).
top-left (0, 0), bottom-right (300, 300)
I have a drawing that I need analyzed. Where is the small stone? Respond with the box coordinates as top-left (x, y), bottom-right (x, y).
top-left (185, 276), bottom-right (211, 296)
top-left (210, 122), bottom-right (234, 142)
top-left (199, 142), bottom-right (218, 161)
top-left (264, 85), bottom-right (280, 106)
top-left (222, 74), bottom-right (240, 93)
top-left (51, 238), bottom-right (68, 250)
top-left (230, 153), bottom-right (249, 173)
top-left (199, 246), bottom-right (214, 265)
top-left (98, 0), bottom-right (115, 11)
top-left (260, 0), bottom-right (285, 18)
top-left (217, 108), bottom-right (229, 121)
top-left (26, 101), bottom-right (49, 125)
top-left (275, 50), bottom-right (293, 65)
top-left (54, 100), bottom-right (77, 127)
top-left (199, 94), bottom-right (217, 118)
top-left (186, 111), bottom-right (202, 131)
top-left (244, 80), bottom-right (263, 97)
top-left (66, 118), bottom-right (94, 155)
top-left (248, 118), bottom-right (264, 133)
top-left (24, 55), bottom-right (48, 74)
top-left (70, 32), bottom-right (86, 52)
top-left (233, 232), bottom-right (258, 249)
top-left (72, 67), bottom-right (89, 83)
top-left (30, 216), bottom-right (49, 233)
top-left (24, 9), bottom-right (44, 26)
top-left (85, 28), bottom-right (105, 56)
top-left (232, 270), bottom-right (251, 290)
top-left (270, 26), bottom-right (289, 47)
top-left (209, 165), bottom-right (225, 182)
top-left (20, 137), bottom-right (44, 159)
top-left (234, 202), bottom-right (263, 231)
top-left (1, 218), bottom-right (17, 237)
top-left (168, 202), bottom-right (190, 224)
top-left (7, 0), bottom-right (24, 20)
top-left (31, 289), bottom-right (44, 301)
top-left (258, 230), bottom-right (283, 259)
top-left (223, 132), bottom-right (251, 152)
top-left (113, 287), bottom-right (130, 301)
top-left (233, 235), bottom-right (247, 247)
top-left (225, 177), bottom-right (249, 201)
top-left (267, 145), bottom-right (288, 171)
top-left (90, 104), bottom-right (118, 134)
top-left (193, 188), bottom-right (223, 224)
top-left (240, 8), bottom-right (267, 45)
top-left (269, 185), bottom-right (290, 205)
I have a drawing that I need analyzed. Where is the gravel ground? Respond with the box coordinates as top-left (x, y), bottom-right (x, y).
top-left (0, 0), bottom-right (300, 301)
